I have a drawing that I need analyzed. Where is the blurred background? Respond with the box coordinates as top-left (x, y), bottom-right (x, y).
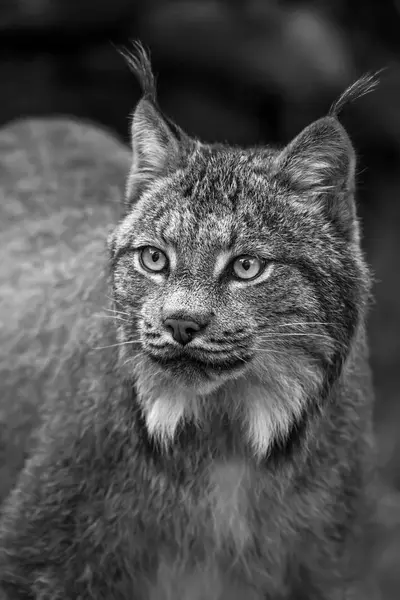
top-left (1, 0), bottom-right (399, 596)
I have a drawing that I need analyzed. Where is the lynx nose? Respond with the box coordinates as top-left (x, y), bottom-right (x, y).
top-left (163, 318), bottom-right (202, 346)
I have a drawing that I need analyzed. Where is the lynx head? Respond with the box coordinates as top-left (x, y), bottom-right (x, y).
top-left (108, 45), bottom-right (374, 457)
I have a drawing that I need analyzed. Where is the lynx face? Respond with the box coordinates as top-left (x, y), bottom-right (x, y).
top-left (108, 92), bottom-right (370, 455)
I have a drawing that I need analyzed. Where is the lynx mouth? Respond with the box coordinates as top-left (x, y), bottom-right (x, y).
top-left (145, 347), bottom-right (252, 378)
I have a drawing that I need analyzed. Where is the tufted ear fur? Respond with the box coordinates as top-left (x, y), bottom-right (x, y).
top-left (127, 99), bottom-right (181, 200)
top-left (273, 116), bottom-right (357, 239)
top-left (273, 73), bottom-right (380, 241)
top-left (122, 43), bottom-right (185, 202)
top-left (275, 116), bottom-right (356, 195)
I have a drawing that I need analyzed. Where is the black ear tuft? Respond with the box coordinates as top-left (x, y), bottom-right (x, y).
top-left (120, 42), bottom-right (189, 204)
top-left (119, 41), bottom-right (157, 104)
top-left (329, 71), bottom-right (382, 116)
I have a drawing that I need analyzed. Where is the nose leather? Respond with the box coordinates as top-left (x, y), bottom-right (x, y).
top-left (164, 318), bottom-right (202, 345)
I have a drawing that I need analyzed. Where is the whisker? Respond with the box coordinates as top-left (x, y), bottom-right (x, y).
top-left (201, 344), bottom-right (251, 354)
top-left (253, 348), bottom-right (291, 355)
top-left (254, 347), bottom-right (287, 355)
top-left (254, 349), bottom-right (321, 360)
top-left (96, 315), bottom-right (131, 323)
top-left (103, 307), bottom-right (130, 317)
top-left (256, 333), bottom-right (334, 340)
top-left (104, 294), bottom-right (127, 309)
top-left (121, 354), bottom-right (144, 369)
top-left (229, 351), bottom-right (251, 364)
top-left (265, 322), bottom-right (341, 329)
top-left (92, 340), bottom-right (141, 350)
top-left (256, 334), bottom-right (345, 351)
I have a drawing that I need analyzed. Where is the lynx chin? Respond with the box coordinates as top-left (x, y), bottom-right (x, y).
top-left (0, 44), bottom-right (380, 600)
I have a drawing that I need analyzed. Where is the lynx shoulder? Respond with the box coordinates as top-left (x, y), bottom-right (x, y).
top-left (0, 52), bottom-right (379, 599)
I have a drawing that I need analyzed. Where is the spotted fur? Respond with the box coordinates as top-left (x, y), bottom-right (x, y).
top-left (0, 49), bottom-right (380, 599)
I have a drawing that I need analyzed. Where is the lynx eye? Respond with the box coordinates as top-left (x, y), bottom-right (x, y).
top-left (232, 255), bottom-right (264, 280)
top-left (139, 246), bottom-right (168, 273)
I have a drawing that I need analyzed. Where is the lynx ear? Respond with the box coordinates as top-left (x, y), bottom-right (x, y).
top-left (127, 99), bottom-right (180, 200)
top-left (275, 117), bottom-right (356, 195)
top-left (274, 117), bottom-right (357, 237)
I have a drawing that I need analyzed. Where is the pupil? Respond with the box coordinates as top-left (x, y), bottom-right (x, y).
top-left (151, 251), bottom-right (160, 263)
top-left (242, 259), bottom-right (251, 271)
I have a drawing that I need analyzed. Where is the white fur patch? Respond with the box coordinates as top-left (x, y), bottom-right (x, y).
top-left (133, 345), bottom-right (322, 460)
top-left (140, 382), bottom-right (228, 447)
top-left (213, 250), bottom-right (232, 279)
top-left (245, 383), bottom-right (302, 457)
top-left (145, 392), bottom-right (189, 444)
top-left (244, 354), bottom-right (322, 458)
top-left (134, 358), bottom-right (202, 447)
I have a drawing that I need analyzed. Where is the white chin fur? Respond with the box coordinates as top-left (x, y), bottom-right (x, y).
top-left (133, 353), bottom-right (322, 459)
top-left (144, 391), bottom-right (195, 446)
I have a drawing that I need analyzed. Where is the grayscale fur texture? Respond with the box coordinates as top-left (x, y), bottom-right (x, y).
top-left (0, 47), bottom-right (381, 599)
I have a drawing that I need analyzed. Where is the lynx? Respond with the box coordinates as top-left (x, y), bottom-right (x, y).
top-left (0, 47), bottom-right (380, 599)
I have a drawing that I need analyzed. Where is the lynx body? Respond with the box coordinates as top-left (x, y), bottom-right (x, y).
top-left (0, 51), bottom-right (379, 599)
